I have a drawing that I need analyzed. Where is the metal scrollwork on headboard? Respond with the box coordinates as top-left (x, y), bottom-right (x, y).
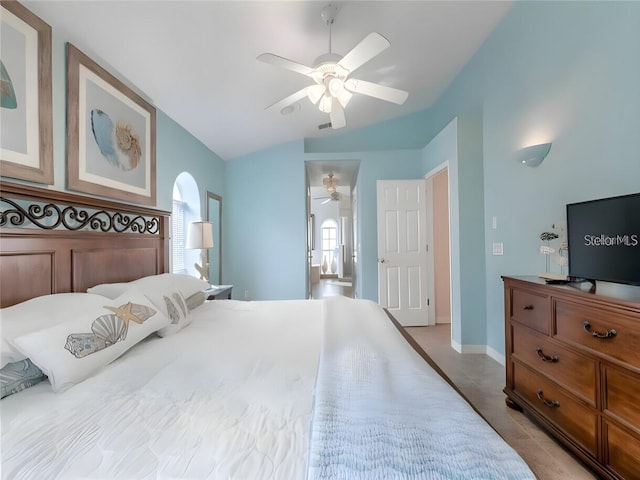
top-left (0, 197), bottom-right (159, 233)
top-left (0, 182), bottom-right (166, 235)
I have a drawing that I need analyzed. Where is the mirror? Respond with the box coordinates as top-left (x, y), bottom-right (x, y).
top-left (206, 191), bottom-right (222, 285)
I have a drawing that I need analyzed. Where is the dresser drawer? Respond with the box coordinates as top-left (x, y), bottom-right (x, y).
top-left (604, 420), bottom-right (640, 480)
top-left (603, 365), bottom-right (640, 432)
top-left (513, 363), bottom-right (597, 455)
top-left (511, 287), bottom-right (550, 334)
top-left (512, 323), bottom-right (597, 405)
top-left (554, 300), bottom-right (640, 370)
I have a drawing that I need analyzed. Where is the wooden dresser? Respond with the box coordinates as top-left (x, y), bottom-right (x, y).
top-left (503, 276), bottom-right (640, 480)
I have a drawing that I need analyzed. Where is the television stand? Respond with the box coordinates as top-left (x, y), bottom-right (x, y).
top-left (537, 271), bottom-right (567, 282)
top-left (503, 275), bottom-right (640, 480)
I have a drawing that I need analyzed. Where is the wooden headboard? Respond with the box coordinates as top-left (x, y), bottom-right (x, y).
top-left (0, 181), bottom-right (170, 308)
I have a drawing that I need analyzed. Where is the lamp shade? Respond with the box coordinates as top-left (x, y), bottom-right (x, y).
top-left (186, 221), bottom-right (214, 249)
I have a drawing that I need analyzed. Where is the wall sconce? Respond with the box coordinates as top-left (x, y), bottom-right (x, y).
top-left (186, 221), bottom-right (214, 282)
top-left (516, 143), bottom-right (552, 168)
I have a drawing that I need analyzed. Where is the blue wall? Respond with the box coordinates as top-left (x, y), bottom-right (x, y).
top-left (225, 141), bottom-right (308, 301)
top-left (413, 1), bottom-right (640, 355)
top-left (224, 143), bottom-right (423, 301)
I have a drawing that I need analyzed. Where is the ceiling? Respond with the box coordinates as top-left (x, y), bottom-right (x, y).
top-left (306, 160), bottom-right (360, 189)
top-left (23, 1), bottom-right (511, 165)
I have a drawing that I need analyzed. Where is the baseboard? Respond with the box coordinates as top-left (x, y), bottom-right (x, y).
top-left (449, 340), bottom-right (506, 366)
top-left (486, 346), bottom-right (506, 366)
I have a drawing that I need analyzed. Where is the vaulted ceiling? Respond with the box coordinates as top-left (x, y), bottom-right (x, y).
top-left (24, 1), bottom-right (511, 161)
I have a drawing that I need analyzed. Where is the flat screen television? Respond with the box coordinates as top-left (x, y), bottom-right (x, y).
top-left (566, 193), bottom-right (640, 286)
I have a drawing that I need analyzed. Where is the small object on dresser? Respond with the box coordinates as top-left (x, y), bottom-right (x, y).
top-left (204, 285), bottom-right (233, 300)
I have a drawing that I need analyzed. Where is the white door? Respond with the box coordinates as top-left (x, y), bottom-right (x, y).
top-left (377, 180), bottom-right (429, 326)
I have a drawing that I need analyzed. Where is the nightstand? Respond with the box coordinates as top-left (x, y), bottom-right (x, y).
top-left (204, 285), bottom-right (233, 300)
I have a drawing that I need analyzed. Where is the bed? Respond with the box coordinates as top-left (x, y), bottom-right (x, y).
top-left (0, 182), bottom-right (536, 479)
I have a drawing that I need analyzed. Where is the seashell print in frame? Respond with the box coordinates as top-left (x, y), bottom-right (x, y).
top-left (66, 43), bottom-right (156, 206)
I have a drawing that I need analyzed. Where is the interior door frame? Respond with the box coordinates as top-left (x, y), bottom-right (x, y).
top-left (206, 191), bottom-right (222, 285)
top-left (424, 161), bottom-right (452, 327)
top-left (306, 183), bottom-right (312, 298)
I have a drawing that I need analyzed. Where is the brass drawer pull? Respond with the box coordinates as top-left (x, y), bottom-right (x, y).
top-left (536, 347), bottom-right (559, 363)
top-left (523, 304), bottom-right (534, 310)
top-left (536, 389), bottom-right (560, 408)
top-left (582, 321), bottom-right (617, 339)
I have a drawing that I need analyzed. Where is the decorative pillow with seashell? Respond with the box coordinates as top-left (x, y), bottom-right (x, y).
top-left (10, 289), bottom-right (171, 393)
top-left (1, 292), bottom-right (114, 369)
top-left (145, 290), bottom-right (192, 337)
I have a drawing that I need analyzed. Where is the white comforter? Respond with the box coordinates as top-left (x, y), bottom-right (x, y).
top-left (2, 300), bottom-right (323, 480)
top-left (2, 297), bottom-right (535, 480)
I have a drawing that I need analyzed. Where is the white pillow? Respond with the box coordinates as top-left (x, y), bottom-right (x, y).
top-left (11, 289), bottom-right (170, 392)
top-left (87, 273), bottom-right (209, 300)
top-left (146, 290), bottom-right (192, 337)
top-left (0, 293), bottom-right (111, 368)
top-left (86, 282), bottom-right (128, 299)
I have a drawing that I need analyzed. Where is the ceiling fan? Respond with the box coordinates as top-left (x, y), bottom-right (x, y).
top-left (314, 173), bottom-right (349, 204)
top-left (315, 191), bottom-right (348, 205)
top-left (257, 4), bottom-right (409, 130)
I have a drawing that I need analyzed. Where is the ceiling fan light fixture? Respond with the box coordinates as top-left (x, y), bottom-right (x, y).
top-left (306, 85), bottom-right (325, 105)
top-left (323, 173), bottom-right (338, 193)
top-left (258, 4), bottom-right (408, 129)
top-left (319, 94), bottom-right (333, 113)
top-left (328, 77), bottom-right (342, 96)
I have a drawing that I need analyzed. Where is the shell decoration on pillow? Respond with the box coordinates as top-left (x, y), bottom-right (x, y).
top-left (64, 302), bottom-right (156, 359)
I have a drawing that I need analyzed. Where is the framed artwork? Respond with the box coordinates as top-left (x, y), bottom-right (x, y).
top-left (0, 1), bottom-right (53, 184)
top-left (66, 43), bottom-right (156, 206)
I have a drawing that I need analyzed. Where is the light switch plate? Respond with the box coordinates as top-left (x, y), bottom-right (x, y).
top-left (492, 242), bottom-right (504, 255)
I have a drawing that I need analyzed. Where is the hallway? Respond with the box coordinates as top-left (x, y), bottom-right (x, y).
top-left (311, 277), bottom-right (353, 299)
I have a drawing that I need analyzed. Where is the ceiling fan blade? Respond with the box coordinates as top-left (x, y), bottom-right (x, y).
top-left (257, 53), bottom-right (314, 76)
top-left (344, 78), bottom-right (408, 105)
top-left (330, 98), bottom-right (346, 129)
top-left (265, 88), bottom-right (308, 111)
top-left (338, 32), bottom-right (390, 74)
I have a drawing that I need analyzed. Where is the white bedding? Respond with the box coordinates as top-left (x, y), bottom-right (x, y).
top-left (2, 297), bottom-right (535, 479)
top-left (2, 300), bottom-right (323, 480)
top-left (307, 297), bottom-right (535, 480)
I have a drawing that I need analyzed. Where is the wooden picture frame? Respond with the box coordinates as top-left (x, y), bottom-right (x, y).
top-left (66, 43), bottom-right (156, 206)
top-left (0, 1), bottom-right (53, 184)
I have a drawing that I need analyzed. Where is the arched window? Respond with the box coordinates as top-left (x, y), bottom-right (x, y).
top-left (172, 183), bottom-right (186, 273)
top-left (171, 172), bottom-right (201, 275)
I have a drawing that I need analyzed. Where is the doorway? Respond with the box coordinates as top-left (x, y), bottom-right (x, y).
top-left (425, 164), bottom-right (452, 325)
top-left (305, 160), bottom-right (360, 299)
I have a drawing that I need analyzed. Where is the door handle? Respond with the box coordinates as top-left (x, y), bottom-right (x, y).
top-left (379, 258), bottom-right (386, 263)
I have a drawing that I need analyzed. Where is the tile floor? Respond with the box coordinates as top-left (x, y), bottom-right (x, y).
top-left (404, 324), bottom-right (599, 480)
